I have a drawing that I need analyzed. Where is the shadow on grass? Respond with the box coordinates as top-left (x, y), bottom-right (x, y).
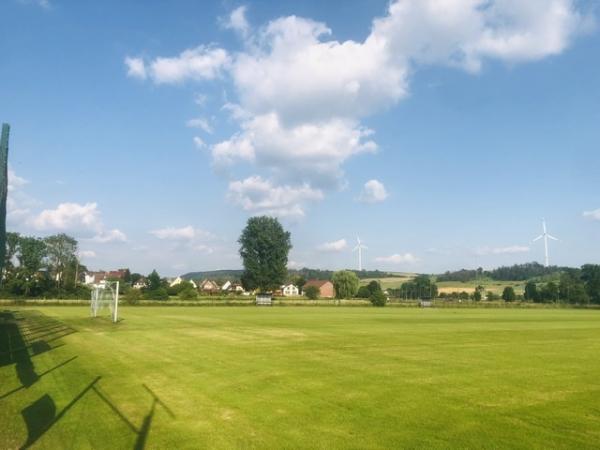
top-left (20, 376), bottom-right (101, 449)
top-left (92, 382), bottom-right (176, 450)
top-left (0, 310), bottom-right (77, 399)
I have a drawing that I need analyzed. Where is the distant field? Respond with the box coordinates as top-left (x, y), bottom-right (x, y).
top-left (360, 275), bottom-right (414, 289)
top-left (437, 280), bottom-right (525, 295)
top-left (360, 275), bottom-right (525, 295)
top-left (3, 307), bottom-right (600, 448)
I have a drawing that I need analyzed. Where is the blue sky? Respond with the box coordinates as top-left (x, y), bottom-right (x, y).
top-left (2, 0), bottom-right (600, 276)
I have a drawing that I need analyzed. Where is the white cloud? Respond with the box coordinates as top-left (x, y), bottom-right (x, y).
top-left (212, 113), bottom-right (376, 188)
top-left (227, 176), bottom-right (323, 218)
top-left (583, 209), bottom-right (600, 221)
top-left (150, 225), bottom-right (214, 241)
top-left (223, 6), bottom-right (251, 38)
top-left (186, 117), bottom-right (213, 133)
top-left (149, 46), bottom-right (230, 84)
top-left (317, 239), bottom-right (348, 252)
top-left (371, 0), bottom-right (593, 73)
top-left (78, 250), bottom-right (97, 259)
top-left (375, 253), bottom-right (418, 264)
top-left (193, 136), bottom-right (206, 149)
top-left (474, 245), bottom-right (530, 256)
top-left (8, 169), bottom-right (28, 191)
top-left (91, 229), bottom-right (128, 243)
top-left (358, 179), bottom-right (388, 203)
top-left (29, 202), bottom-right (102, 232)
top-left (125, 57), bottom-right (147, 80)
top-left (127, 1), bottom-right (591, 216)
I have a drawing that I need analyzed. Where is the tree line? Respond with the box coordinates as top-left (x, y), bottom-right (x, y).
top-left (1, 232), bottom-right (90, 298)
top-left (437, 262), bottom-right (567, 282)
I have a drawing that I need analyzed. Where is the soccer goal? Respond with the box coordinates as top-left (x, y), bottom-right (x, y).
top-left (91, 281), bottom-right (119, 323)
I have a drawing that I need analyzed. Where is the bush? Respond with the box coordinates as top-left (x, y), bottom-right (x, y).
top-left (370, 289), bottom-right (387, 307)
top-left (179, 288), bottom-right (198, 300)
top-left (502, 286), bottom-right (516, 302)
top-left (125, 288), bottom-right (142, 305)
top-left (304, 285), bottom-right (320, 300)
top-left (356, 285), bottom-right (371, 298)
top-left (144, 287), bottom-right (169, 301)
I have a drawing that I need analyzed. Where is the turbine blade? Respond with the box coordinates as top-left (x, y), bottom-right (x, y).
top-left (547, 234), bottom-right (559, 241)
top-left (532, 235), bottom-right (543, 242)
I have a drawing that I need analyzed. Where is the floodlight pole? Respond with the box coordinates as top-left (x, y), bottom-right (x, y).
top-left (114, 281), bottom-right (119, 323)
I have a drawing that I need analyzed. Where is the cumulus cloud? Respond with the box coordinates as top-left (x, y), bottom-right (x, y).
top-left (78, 250), bottom-right (97, 258)
top-left (375, 253), bottom-right (418, 264)
top-left (474, 245), bottom-right (530, 256)
top-left (227, 176), bottom-right (323, 218)
top-left (127, 1), bottom-right (591, 215)
top-left (91, 229), bottom-right (128, 243)
top-left (125, 57), bottom-right (147, 80)
top-left (583, 209), bottom-right (600, 221)
top-left (193, 136), bottom-right (206, 149)
top-left (186, 117), bottom-right (213, 134)
top-left (223, 5), bottom-right (251, 38)
top-left (317, 239), bottom-right (348, 252)
top-left (288, 260), bottom-right (306, 269)
top-left (29, 202), bottom-right (102, 232)
top-left (8, 169), bottom-right (28, 192)
top-left (358, 179), bottom-right (388, 203)
top-left (150, 225), bottom-right (215, 241)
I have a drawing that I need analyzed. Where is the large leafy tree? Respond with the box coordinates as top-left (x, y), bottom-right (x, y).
top-left (332, 270), bottom-right (359, 299)
top-left (239, 216), bottom-right (292, 292)
top-left (581, 264), bottom-right (600, 304)
top-left (44, 233), bottom-right (78, 289)
top-left (524, 281), bottom-right (539, 302)
top-left (502, 286), bottom-right (516, 302)
top-left (17, 236), bottom-right (47, 297)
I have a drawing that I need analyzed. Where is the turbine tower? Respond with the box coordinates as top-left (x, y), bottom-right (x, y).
top-left (353, 236), bottom-right (367, 271)
top-left (532, 219), bottom-right (558, 267)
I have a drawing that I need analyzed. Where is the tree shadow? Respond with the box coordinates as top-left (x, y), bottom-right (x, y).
top-left (0, 356), bottom-right (78, 400)
top-left (0, 310), bottom-right (77, 396)
top-left (91, 383), bottom-right (176, 450)
top-left (20, 376), bottom-right (101, 449)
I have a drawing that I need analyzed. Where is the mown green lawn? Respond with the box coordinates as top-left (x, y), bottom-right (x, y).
top-left (2, 307), bottom-right (600, 449)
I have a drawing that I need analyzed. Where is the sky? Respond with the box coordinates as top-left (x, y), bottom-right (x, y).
top-left (2, 0), bottom-right (600, 276)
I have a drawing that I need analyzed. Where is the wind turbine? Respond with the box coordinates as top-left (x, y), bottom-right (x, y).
top-left (353, 236), bottom-right (367, 271)
top-left (532, 219), bottom-right (559, 267)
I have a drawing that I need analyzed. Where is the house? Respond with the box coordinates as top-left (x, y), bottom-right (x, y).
top-left (304, 280), bottom-right (335, 298)
top-left (221, 281), bottom-right (232, 291)
top-left (84, 271), bottom-right (106, 285)
top-left (199, 279), bottom-right (219, 292)
top-left (281, 284), bottom-right (299, 297)
top-left (170, 277), bottom-right (197, 289)
top-left (232, 283), bottom-right (245, 293)
top-left (133, 278), bottom-right (147, 289)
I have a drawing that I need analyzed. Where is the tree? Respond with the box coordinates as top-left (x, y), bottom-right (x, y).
top-left (399, 275), bottom-right (438, 300)
top-left (332, 270), bottom-right (359, 299)
top-left (473, 285), bottom-right (485, 301)
top-left (147, 269), bottom-right (162, 291)
top-left (502, 286), bottom-right (516, 302)
top-left (293, 275), bottom-right (306, 293)
top-left (356, 285), bottom-right (371, 298)
top-left (4, 231), bottom-right (20, 275)
top-left (559, 270), bottom-right (588, 304)
top-left (581, 264), bottom-right (600, 304)
top-left (540, 281), bottom-right (559, 303)
top-left (304, 285), bottom-right (319, 300)
top-left (524, 281), bottom-right (539, 302)
top-left (44, 234), bottom-right (78, 290)
top-left (370, 289), bottom-right (387, 307)
top-left (238, 216), bottom-right (292, 292)
top-left (17, 236), bottom-right (47, 297)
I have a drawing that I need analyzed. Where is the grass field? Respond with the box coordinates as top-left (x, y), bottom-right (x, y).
top-left (2, 307), bottom-right (600, 449)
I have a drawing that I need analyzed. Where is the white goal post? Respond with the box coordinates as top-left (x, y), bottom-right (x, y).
top-left (91, 281), bottom-right (119, 323)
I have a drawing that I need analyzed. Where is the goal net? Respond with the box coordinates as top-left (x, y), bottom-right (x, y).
top-left (91, 281), bottom-right (119, 323)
